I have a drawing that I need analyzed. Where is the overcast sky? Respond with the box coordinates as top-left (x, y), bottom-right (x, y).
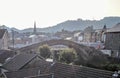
top-left (0, 0), bottom-right (120, 29)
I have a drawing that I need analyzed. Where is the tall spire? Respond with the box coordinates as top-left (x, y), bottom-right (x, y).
top-left (33, 21), bottom-right (37, 35)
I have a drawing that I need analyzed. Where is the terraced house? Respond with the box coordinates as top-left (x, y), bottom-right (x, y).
top-left (105, 23), bottom-right (120, 57)
top-left (0, 29), bottom-right (9, 50)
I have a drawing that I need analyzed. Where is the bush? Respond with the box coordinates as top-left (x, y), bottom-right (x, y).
top-left (59, 48), bottom-right (77, 64)
top-left (102, 63), bottom-right (120, 71)
top-left (39, 44), bottom-right (51, 59)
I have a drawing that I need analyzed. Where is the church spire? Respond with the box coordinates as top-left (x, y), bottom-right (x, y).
top-left (33, 21), bottom-right (37, 35)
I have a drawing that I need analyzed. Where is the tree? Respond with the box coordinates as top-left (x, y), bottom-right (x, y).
top-left (39, 44), bottom-right (51, 59)
top-left (102, 63), bottom-right (120, 71)
top-left (59, 48), bottom-right (77, 64)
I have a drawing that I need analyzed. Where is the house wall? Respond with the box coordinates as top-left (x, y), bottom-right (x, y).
top-left (83, 32), bottom-right (92, 42)
top-left (105, 32), bottom-right (120, 51)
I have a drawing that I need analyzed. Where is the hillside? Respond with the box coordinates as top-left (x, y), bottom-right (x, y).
top-left (0, 25), bottom-right (20, 32)
top-left (22, 16), bottom-right (120, 33)
top-left (1, 16), bottom-right (120, 33)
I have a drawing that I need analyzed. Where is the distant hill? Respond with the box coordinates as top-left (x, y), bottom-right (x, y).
top-left (1, 16), bottom-right (120, 33)
top-left (22, 16), bottom-right (120, 33)
top-left (0, 25), bottom-right (20, 33)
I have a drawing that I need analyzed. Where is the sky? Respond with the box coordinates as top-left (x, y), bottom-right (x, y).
top-left (0, 0), bottom-right (120, 29)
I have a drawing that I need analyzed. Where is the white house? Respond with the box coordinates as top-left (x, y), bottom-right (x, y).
top-left (0, 29), bottom-right (9, 50)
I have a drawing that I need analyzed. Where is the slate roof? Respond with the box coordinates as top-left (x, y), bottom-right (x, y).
top-left (3, 61), bottom-right (113, 78)
top-left (3, 59), bottom-right (51, 78)
top-left (2, 54), bottom-right (38, 71)
top-left (5, 69), bottom-right (52, 78)
top-left (107, 23), bottom-right (120, 33)
top-left (25, 74), bottom-right (52, 78)
top-left (4, 67), bottom-right (41, 78)
top-left (51, 62), bottom-right (113, 78)
top-left (0, 29), bottom-right (7, 39)
top-left (51, 62), bottom-right (75, 78)
top-left (0, 50), bottom-right (14, 64)
top-left (23, 59), bottom-right (51, 74)
top-left (2, 54), bottom-right (114, 78)
top-left (74, 65), bottom-right (113, 78)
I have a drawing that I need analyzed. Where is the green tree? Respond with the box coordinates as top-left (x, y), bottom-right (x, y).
top-left (102, 63), bottom-right (120, 71)
top-left (39, 44), bottom-right (51, 59)
top-left (59, 48), bottom-right (77, 64)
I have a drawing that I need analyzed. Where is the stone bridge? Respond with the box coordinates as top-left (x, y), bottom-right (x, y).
top-left (17, 39), bottom-right (109, 66)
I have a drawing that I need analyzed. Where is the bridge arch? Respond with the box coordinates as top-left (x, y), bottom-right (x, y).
top-left (17, 39), bottom-right (108, 65)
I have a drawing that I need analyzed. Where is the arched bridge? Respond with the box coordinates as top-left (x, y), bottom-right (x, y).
top-left (17, 39), bottom-right (109, 65)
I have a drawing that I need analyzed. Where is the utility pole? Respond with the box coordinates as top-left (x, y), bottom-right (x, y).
top-left (11, 30), bottom-right (14, 51)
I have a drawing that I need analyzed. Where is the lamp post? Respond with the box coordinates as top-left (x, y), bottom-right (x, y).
top-left (118, 46), bottom-right (120, 63)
